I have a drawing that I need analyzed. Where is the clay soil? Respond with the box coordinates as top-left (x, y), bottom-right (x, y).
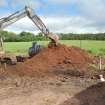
top-left (0, 44), bottom-right (105, 105)
top-left (8, 44), bottom-right (105, 78)
top-left (25, 44), bottom-right (94, 73)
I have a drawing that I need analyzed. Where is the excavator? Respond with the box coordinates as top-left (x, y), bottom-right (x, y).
top-left (0, 6), bottom-right (59, 64)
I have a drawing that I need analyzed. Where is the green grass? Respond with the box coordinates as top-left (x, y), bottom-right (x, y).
top-left (3, 40), bottom-right (105, 56)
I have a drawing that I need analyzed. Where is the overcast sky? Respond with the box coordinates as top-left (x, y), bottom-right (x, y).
top-left (0, 0), bottom-right (105, 33)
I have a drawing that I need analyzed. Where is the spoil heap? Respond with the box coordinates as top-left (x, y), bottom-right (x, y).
top-left (22, 44), bottom-right (94, 76)
top-left (60, 82), bottom-right (105, 105)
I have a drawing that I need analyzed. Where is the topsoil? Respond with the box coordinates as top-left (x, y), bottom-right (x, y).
top-left (60, 82), bottom-right (105, 105)
top-left (18, 44), bottom-right (100, 77)
top-left (2, 44), bottom-right (105, 78)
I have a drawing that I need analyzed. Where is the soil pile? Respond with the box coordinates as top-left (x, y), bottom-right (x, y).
top-left (60, 82), bottom-right (105, 105)
top-left (22, 44), bottom-right (94, 76)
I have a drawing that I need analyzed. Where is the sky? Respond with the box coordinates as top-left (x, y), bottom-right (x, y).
top-left (0, 0), bottom-right (105, 34)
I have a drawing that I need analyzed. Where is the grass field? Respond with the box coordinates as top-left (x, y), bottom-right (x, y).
top-left (3, 40), bottom-right (105, 56)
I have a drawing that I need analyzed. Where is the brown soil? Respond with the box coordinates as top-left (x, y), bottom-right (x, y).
top-left (60, 82), bottom-right (105, 105)
top-left (20, 44), bottom-right (94, 76)
top-left (0, 44), bottom-right (105, 105)
top-left (1, 44), bottom-right (105, 78)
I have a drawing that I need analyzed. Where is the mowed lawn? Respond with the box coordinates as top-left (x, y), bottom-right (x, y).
top-left (4, 40), bottom-right (105, 56)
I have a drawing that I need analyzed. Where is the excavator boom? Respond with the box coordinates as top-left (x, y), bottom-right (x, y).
top-left (0, 6), bottom-right (59, 44)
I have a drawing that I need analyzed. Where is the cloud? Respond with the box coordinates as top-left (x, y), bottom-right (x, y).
top-left (0, 0), bottom-right (7, 7)
top-left (2, 0), bottom-right (105, 33)
top-left (5, 17), bottom-right (38, 33)
top-left (4, 15), bottom-right (104, 34)
top-left (48, 0), bottom-right (105, 21)
top-left (48, 0), bottom-right (71, 5)
top-left (10, 0), bottom-right (44, 9)
top-left (43, 16), bottom-right (99, 33)
top-left (71, 0), bottom-right (105, 21)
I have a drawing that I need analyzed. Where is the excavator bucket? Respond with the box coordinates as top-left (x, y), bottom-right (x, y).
top-left (48, 33), bottom-right (59, 45)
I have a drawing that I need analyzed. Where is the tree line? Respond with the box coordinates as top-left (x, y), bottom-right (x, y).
top-left (0, 30), bottom-right (105, 42)
top-left (60, 33), bottom-right (105, 40)
top-left (0, 31), bottom-right (48, 42)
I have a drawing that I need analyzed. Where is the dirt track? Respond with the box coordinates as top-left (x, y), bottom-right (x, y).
top-left (60, 82), bottom-right (105, 105)
top-left (0, 63), bottom-right (105, 105)
top-left (0, 74), bottom-right (100, 105)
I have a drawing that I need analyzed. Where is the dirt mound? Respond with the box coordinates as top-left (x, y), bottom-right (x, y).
top-left (60, 82), bottom-right (105, 105)
top-left (20, 44), bottom-right (94, 76)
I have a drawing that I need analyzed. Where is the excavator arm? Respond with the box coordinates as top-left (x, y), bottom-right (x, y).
top-left (0, 9), bottom-right (27, 29)
top-left (25, 6), bottom-right (49, 35)
top-left (0, 6), bottom-right (59, 44)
